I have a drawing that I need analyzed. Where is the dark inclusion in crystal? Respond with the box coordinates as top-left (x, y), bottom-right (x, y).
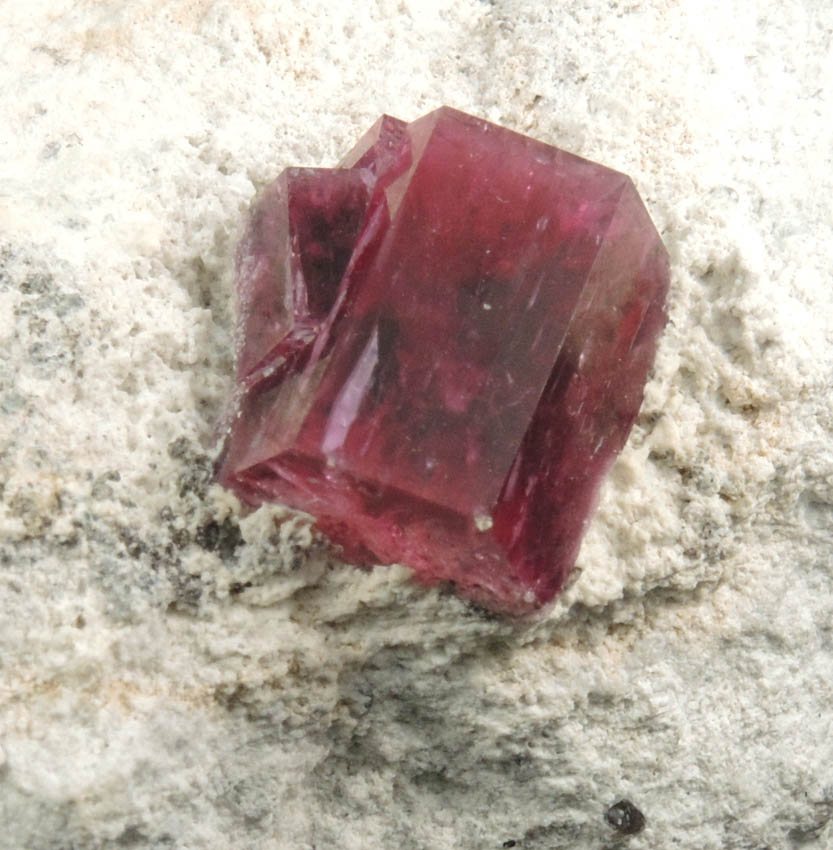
top-left (216, 107), bottom-right (670, 615)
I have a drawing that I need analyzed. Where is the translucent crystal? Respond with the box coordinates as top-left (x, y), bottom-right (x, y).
top-left (217, 107), bottom-right (670, 614)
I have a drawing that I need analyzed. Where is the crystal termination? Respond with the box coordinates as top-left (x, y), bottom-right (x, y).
top-left (217, 107), bottom-right (670, 615)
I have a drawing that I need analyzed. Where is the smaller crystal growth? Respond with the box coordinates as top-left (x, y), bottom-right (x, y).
top-left (217, 107), bottom-right (670, 615)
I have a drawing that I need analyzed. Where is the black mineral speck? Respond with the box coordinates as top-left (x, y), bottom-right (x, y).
top-left (604, 799), bottom-right (645, 835)
top-left (502, 841), bottom-right (517, 848)
top-left (195, 517), bottom-right (242, 561)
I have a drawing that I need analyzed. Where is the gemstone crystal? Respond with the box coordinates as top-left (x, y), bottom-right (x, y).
top-left (217, 107), bottom-right (669, 615)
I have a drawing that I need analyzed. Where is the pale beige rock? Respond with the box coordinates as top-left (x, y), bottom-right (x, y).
top-left (0, 1), bottom-right (831, 848)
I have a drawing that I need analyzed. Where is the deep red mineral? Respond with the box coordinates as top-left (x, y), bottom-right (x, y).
top-left (217, 107), bottom-right (669, 615)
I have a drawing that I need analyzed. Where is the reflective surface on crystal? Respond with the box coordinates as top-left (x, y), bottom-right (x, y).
top-left (217, 107), bottom-right (670, 614)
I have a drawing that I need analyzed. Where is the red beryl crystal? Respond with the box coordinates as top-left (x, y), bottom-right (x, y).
top-left (217, 107), bottom-right (670, 615)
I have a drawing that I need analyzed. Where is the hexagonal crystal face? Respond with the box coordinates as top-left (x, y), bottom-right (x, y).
top-left (217, 107), bottom-right (669, 615)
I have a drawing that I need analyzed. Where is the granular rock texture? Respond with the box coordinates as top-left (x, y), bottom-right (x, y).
top-left (1, 2), bottom-right (832, 850)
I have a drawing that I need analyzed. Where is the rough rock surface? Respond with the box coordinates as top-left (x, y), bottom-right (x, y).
top-left (0, 2), bottom-right (831, 849)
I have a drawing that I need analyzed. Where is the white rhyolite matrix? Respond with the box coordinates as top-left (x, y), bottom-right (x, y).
top-left (1, 2), bottom-right (831, 849)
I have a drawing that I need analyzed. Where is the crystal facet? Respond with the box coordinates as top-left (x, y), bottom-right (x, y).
top-left (217, 107), bottom-right (670, 615)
